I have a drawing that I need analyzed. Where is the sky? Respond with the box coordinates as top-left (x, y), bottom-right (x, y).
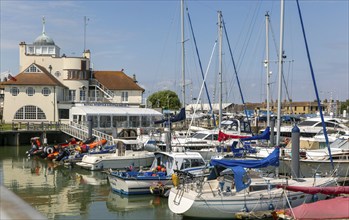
top-left (0, 0), bottom-right (348, 105)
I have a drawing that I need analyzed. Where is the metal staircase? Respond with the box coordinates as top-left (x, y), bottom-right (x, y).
top-left (60, 122), bottom-right (115, 145)
top-left (89, 78), bottom-right (115, 99)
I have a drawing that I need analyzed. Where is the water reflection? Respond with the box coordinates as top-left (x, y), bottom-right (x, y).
top-left (0, 146), bottom-right (182, 220)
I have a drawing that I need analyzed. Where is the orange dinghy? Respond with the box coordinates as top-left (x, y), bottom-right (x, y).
top-left (77, 139), bottom-right (107, 153)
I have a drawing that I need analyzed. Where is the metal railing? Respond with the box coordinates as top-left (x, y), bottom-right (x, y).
top-left (89, 79), bottom-right (114, 99)
top-left (59, 121), bottom-right (115, 145)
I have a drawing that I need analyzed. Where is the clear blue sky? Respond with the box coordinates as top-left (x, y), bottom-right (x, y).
top-left (1, 0), bottom-right (348, 104)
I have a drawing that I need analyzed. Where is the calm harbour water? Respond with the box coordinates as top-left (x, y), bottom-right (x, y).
top-left (0, 146), bottom-right (183, 220)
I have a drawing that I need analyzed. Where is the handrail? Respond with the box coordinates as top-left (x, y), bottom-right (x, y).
top-left (89, 79), bottom-right (114, 99)
top-left (59, 121), bottom-right (115, 145)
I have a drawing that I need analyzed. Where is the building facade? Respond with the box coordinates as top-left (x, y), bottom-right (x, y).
top-left (0, 18), bottom-right (144, 124)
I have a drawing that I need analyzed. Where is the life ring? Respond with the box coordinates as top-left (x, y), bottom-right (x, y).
top-left (46, 146), bottom-right (54, 154)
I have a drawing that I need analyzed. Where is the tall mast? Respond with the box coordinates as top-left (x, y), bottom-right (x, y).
top-left (218, 11), bottom-right (223, 130)
top-left (276, 0), bottom-right (285, 146)
top-left (265, 12), bottom-right (271, 127)
top-left (181, 0), bottom-right (186, 108)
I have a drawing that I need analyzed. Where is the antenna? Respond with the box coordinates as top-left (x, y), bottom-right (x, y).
top-left (84, 16), bottom-right (89, 52)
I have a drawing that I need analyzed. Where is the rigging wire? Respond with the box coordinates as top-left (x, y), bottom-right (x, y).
top-left (186, 6), bottom-right (216, 127)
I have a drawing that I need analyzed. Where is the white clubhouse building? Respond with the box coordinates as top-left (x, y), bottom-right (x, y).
top-left (1, 18), bottom-right (161, 130)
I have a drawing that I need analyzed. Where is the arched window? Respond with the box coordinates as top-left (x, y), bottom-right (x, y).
top-left (10, 87), bottom-right (19, 96)
top-left (14, 105), bottom-right (46, 120)
top-left (26, 87), bottom-right (35, 96)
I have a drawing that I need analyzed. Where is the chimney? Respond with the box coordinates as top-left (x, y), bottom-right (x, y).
top-left (133, 74), bottom-right (138, 83)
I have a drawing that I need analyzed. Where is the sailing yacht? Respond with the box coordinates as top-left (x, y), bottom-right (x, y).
top-left (168, 2), bottom-right (340, 218)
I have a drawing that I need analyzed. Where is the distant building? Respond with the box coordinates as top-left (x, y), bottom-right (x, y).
top-left (0, 18), bottom-right (144, 124)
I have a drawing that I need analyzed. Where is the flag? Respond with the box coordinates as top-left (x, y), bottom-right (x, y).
top-left (8, 74), bottom-right (17, 81)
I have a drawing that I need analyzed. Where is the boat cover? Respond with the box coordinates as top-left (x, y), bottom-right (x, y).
top-left (154, 108), bottom-right (186, 124)
top-left (276, 185), bottom-right (349, 195)
top-left (210, 147), bottom-right (279, 192)
top-left (283, 196), bottom-right (349, 219)
top-left (241, 127), bottom-right (270, 141)
top-left (218, 131), bottom-right (250, 142)
top-left (210, 147), bottom-right (280, 169)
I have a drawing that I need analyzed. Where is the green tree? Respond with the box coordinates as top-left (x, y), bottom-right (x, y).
top-left (148, 90), bottom-right (181, 110)
top-left (340, 99), bottom-right (349, 113)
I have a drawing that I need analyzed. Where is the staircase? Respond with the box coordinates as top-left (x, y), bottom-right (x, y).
top-left (89, 78), bottom-right (114, 99)
top-left (60, 122), bottom-right (115, 145)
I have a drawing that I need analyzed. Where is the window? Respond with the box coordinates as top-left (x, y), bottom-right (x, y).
top-left (26, 87), bottom-right (35, 96)
top-left (29, 65), bottom-right (38, 72)
top-left (58, 109), bottom-right (69, 119)
top-left (10, 87), bottom-right (19, 96)
top-left (68, 90), bottom-right (76, 101)
top-left (14, 105), bottom-right (46, 120)
top-left (100, 115), bottom-right (111, 128)
top-left (122, 91), bottom-right (128, 102)
top-left (80, 90), bottom-right (86, 101)
top-left (42, 87), bottom-right (51, 96)
top-left (55, 71), bottom-right (61, 77)
top-left (112, 116), bottom-right (127, 127)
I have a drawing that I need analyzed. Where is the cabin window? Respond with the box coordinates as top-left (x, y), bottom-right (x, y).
top-left (191, 159), bottom-right (205, 167)
top-left (10, 87), bottom-right (19, 96)
top-left (181, 159), bottom-right (191, 170)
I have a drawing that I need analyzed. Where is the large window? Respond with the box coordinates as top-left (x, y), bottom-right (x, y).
top-left (100, 115), bottom-right (111, 128)
top-left (112, 116), bottom-right (127, 128)
top-left (10, 87), bottom-right (19, 96)
top-left (14, 105), bottom-right (46, 120)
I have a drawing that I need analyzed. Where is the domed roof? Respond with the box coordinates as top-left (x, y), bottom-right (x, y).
top-left (33, 33), bottom-right (55, 45)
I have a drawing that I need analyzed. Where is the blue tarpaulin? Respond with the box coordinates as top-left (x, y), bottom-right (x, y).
top-left (210, 147), bottom-right (279, 169)
top-left (241, 126), bottom-right (270, 141)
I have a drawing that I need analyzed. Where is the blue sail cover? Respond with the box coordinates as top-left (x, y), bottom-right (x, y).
top-left (154, 108), bottom-right (186, 124)
top-left (241, 126), bottom-right (270, 141)
top-left (211, 147), bottom-right (279, 192)
top-left (210, 147), bottom-right (279, 168)
top-left (231, 166), bottom-right (252, 192)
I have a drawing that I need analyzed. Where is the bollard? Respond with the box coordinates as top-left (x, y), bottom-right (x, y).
top-left (291, 125), bottom-right (300, 178)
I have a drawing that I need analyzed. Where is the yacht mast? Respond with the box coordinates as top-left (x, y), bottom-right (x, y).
top-left (265, 12), bottom-right (271, 127)
top-left (218, 11), bottom-right (223, 130)
top-left (276, 0), bottom-right (285, 146)
top-left (181, 0), bottom-right (186, 108)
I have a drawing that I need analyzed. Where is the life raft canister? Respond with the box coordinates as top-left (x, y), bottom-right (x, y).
top-left (172, 173), bottom-right (179, 187)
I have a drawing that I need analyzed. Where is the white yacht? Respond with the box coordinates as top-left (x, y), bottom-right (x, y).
top-left (277, 116), bottom-right (348, 138)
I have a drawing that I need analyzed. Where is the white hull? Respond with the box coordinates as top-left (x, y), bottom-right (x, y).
top-left (76, 152), bottom-right (154, 171)
top-left (108, 173), bottom-right (172, 195)
top-left (168, 177), bottom-right (337, 219)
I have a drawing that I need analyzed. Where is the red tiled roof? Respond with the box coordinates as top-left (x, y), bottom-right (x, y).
top-left (93, 71), bottom-right (144, 92)
top-left (0, 63), bottom-right (67, 88)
